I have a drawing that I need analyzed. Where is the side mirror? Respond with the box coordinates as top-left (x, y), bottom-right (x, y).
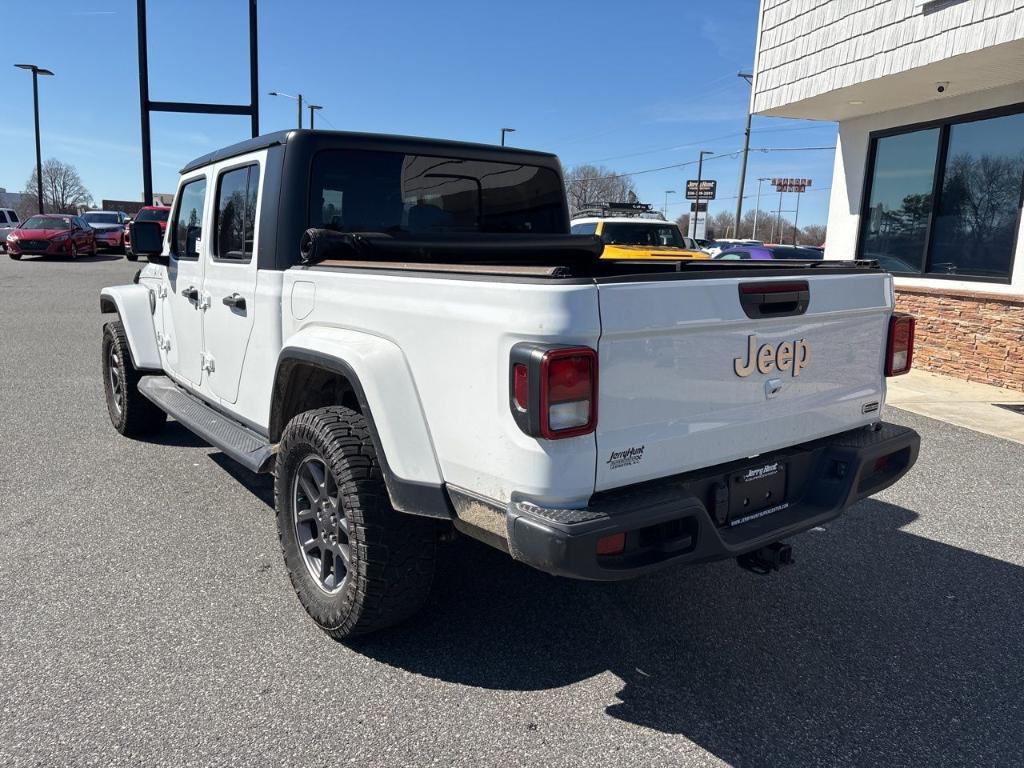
top-left (130, 220), bottom-right (167, 265)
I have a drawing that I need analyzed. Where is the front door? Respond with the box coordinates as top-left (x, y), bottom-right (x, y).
top-left (201, 160), bottom-right (261, 404)
top-left (163, 174), bottom-right (209, 387)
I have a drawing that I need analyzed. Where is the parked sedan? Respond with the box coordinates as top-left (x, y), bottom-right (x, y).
top-left (715, 244), bottom-right (824, 260)
top-left (83, 210), bottom-right (130, 252)
top-left (6, 214), bottom-right (97, 260)
top-left (124, 205), bottom-right (170, 260)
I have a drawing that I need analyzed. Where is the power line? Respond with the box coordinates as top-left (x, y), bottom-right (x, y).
top-left (572, 146), bottom-right (836, 182)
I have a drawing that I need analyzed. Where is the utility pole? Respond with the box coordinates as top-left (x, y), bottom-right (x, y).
top-left (15, 64), bottom-right (54, 214)
top-left (692, 150), bottom-right (713, 239)
top-left (308, 104), bottom-right (322, 129)
top-left (733, 72), bottom-right (754, 238)
top-left (663, 189), bottom-right (675, 217)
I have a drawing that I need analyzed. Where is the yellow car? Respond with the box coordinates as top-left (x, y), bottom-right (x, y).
top-left (570, 216), bottom-right (710, 261)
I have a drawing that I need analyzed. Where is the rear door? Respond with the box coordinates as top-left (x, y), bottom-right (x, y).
top-left (200, 156), bottom-right (262, 404)
top-left (163, 173), bottom-right (209, 387)
top-left (594, 270), bottom-right (892, 491)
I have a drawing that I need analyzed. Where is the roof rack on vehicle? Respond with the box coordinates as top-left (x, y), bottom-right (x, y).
top-left (572, 202), bottom-right (667, 221)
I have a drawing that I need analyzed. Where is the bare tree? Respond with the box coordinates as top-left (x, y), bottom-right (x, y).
top-left (801, 223), bottom-right (827, 246)
top-left (23, 158), bottom-right (93, 214)
top-left (674, 212), bottom-right (690, 235)
top-left (563, 164), bottom-right (636, 215)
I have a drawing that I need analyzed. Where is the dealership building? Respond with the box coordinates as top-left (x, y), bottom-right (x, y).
top-left (752, 0), bottom-right (1024, 391)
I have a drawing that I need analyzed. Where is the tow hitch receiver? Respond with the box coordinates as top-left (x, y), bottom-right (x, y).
top-left (737, 542), bottom-right (793, 574)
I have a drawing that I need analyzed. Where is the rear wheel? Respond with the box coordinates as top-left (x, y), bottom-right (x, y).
top-left (275, 406), bottom-right (437, 639)
top-left (102, 320), bottom-right (167, 436)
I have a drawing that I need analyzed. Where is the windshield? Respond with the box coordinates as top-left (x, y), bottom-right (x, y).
top-left (83, 212), bottom-right (119, 225)
top-left (136, 208), bottom-right (169, 223)
top-left (310, 149), bottom-right (567, 235)
top-left (22, 216), bottom-right (71, 230)
top-left (600, 223), bottom-right (685, 248)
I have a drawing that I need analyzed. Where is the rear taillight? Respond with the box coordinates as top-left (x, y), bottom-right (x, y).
top-left (509, 344), bottom-right (598, 439)
top-left (885, 313), bottom-right (915, 376)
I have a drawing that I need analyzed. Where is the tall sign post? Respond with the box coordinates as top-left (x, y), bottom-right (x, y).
top-left (769, 178), bottom-right (811, 244)
top-left (137, 0), bottom-right (260, 205)
top-left (685, 159), bottom-right (716, 239)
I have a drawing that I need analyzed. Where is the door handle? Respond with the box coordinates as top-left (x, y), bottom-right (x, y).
top-left (222, 293), bottom-right (246, 310)
top-left (181, 286), bottom-right (199, 302)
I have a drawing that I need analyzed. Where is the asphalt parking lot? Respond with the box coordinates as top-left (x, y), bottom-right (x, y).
top-left (1, 253), bottom-right (1023, 767)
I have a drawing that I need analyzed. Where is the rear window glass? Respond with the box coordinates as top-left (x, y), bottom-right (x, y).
top-left (600, 223), bottom-right (685, 248)
top-left (83, 212), bottom-right (120, 225)
top-left (309, 149), bottom-right (567, 235)
top-left (136, 208), bottom-right (169, 223)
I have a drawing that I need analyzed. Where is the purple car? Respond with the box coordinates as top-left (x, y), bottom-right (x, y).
top-left (715, 244), bottom-right (824, 260)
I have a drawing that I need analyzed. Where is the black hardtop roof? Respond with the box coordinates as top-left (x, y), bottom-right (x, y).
top-left (180, 129), bottom-right (560, 174)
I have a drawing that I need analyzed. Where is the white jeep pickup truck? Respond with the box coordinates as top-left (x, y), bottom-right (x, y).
top-left (101, 130), bottom-right (920, 638)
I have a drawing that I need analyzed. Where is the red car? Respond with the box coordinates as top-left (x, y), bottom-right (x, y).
top-left (124, 206), bottom-right (170, 261)
top-left (6, 214), bottom-right (97, 260)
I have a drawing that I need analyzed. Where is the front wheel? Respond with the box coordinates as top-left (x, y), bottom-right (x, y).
top-left (70, 242), bottom-right (78, 260)
top-left (8, 252), bottom-right (20, 260)
top-left (275, 406), bottom-right (437, 639)
top-left (102, 320), bottom-right (167, 436)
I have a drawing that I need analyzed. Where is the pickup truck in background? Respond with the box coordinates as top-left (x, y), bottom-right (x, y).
top-left (101, 130), bottom-right (920, 639)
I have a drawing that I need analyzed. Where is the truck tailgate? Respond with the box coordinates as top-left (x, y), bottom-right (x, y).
top-left (595, 271), bottom-right (892, 491)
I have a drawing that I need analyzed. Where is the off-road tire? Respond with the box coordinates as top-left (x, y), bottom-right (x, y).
top-left (102, 320), bottom-right (167, 436)
top-left (275, 406), bottom-right (437, 639)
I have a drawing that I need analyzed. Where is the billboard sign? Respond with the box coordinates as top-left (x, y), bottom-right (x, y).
top-left (685, 179), bottom-right (717, 200)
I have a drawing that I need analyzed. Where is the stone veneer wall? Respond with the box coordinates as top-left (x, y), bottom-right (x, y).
top-left (894, 285), bottom-right (1024, 392)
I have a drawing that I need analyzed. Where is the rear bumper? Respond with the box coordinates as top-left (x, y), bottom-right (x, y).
top-left (461, 422), bottom-right (919, 581)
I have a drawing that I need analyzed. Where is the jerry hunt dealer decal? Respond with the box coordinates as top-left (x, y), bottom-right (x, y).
top-left (607, 446), bottom-right (644, 470)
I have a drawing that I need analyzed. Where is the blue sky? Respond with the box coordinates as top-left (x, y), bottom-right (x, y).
top-left (0, 0), bottom-right (837, 226)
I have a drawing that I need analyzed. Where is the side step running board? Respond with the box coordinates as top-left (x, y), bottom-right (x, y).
top-left (138, 375), bottom-right (275, 474)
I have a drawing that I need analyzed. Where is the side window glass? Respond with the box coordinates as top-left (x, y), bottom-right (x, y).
top-left (0, 212), bottom-right (8, 224)
top-left (11, 211), bottom-right (18, 223)
top-left (215, 165), bottom-right (259, 261)
top-left (570, 222), bottom-right (597, 235)
top-left (172, 177), bottom-right (208, 259)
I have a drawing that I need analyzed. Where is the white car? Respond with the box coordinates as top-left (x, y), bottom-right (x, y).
top-left (100, 130), bottom-right (920, 638)
top-left (0, 208), bottom-right (20, 250)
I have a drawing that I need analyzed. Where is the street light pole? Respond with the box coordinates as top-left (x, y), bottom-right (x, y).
top-left (269, 91), bottom-right (304, 128)
top-left (500, 127), bottom-right (516, 146)
top-left (15, 64), bottom-right (54, 214)
top-left (793, 189), bottom-right (802, 245)
top-left (692, 150), bottom-right (713, 239)
top-left (307, 104), bottom-right (322, 129)
top-left (733, 72), bottom-right (753, 238)
top-left (773, 189), bottom-right (784, 244)
top-left (752, 177), bottom-right (769, 240)
top-left (663, 189), bottom-right (675, 217)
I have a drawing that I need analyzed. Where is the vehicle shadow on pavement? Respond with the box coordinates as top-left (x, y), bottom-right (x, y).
top-left (12, 253), bottom-right (123, 263)
top-left (345, 499), bottom-right (1024, 766)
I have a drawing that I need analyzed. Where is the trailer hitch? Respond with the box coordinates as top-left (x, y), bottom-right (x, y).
top-left (737, 541), bottom-right (793, 575)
